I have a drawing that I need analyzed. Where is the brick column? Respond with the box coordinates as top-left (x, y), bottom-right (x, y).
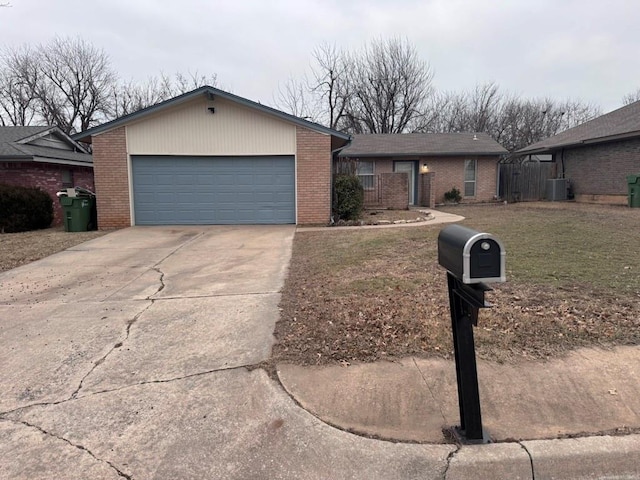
top-left (419, 172), bottom-right (436, 208)
top-left (296, 126), bottom-right (332, 224)
top-left (380, 172), bottom-right (409, 209)
top-left (92, 127), bottom-right (131, 229)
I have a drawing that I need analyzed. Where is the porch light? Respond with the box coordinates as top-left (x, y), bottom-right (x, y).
top-left (421, 163), bottom-right (429, 173)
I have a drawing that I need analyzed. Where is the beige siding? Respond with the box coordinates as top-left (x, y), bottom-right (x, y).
top-left (126, 96), bottom-right (296, 155)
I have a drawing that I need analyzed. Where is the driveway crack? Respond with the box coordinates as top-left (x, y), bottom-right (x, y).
top-left (2, 418), bottom-right (134, 479)
top-left (442, 445), bottom-right (460, 479)
top-left (71, 301), bottom-right (154, 400)
top-left (150, 267), bottom-right (165, 296)
top-left (518, 441), bottom-right (536, 479)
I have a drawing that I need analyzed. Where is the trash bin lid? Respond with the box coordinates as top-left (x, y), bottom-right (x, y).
top-left (628, 174), bottom-right (640, 183)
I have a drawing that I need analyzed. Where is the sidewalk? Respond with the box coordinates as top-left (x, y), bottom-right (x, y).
top-left (297, 208), bottom-right (465, 232)
top-left (277, 345), bottom-right (640, 478)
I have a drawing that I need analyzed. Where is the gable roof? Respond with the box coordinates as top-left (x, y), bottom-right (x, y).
top-left (73, 85), bottom-right (351, 142)
top-left (0, 126), bottom-right (92, 166)
top-left (339, 133), bottom-right (507, 157)
top-left (518, 100), bottom-right (640, 154)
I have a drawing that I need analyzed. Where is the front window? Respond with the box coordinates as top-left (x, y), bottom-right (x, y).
top-left (357, 160), bottom-right (375, 190)
top-left (464, 159), bottom-right (476, 197)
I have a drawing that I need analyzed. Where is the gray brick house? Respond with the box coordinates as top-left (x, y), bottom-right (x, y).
top-left (518, 101), bottom-right (640, 205)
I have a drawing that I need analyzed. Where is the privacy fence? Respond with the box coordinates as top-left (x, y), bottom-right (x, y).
top-left (499, 161), bottom-right (557, 202)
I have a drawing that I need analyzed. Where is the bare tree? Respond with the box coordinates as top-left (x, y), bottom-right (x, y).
top-left (111, 71), bottom-right (217, 118)
top-left (342, 38), bottom-right (434, 133)
top-left (0, 46), bottom-right (39, 126)
top-left (622, 89), bottom-right (640, 105)
top-left (309, 43), bottom-right (353, 129)
top-left (275, 75), bottom-right (316, 120)
top-left (414, 82), bottom-right (600, 152)
top-left (0, 37), bottom-right (117, 133)
top-left (35, 37), bottom-right (116, 133)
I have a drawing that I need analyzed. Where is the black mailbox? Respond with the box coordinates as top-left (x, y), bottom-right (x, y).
top-left (438, 224), bottom-right (506, 284)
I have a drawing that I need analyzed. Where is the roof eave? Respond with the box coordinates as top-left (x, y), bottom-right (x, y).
top-left (73, 86), bottom-right (350, 142)
top-left (519, 128), bottom-right (640, 154)
top-left (32, 156), bottom-right (93, 167)
top-left (0, 155), bottom-right (32, 160)
top-left (340, 151), bottom-right (507, 158)
top-left (18, 126), bottom-right (90, 154)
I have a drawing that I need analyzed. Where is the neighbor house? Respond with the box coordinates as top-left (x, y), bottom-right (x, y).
top-left (517, 100), bottom-right (640, 205)
top-left (338, 133), bottom-right (507, 208)
top-left (73, 86), bottom-right (350, 228)
top-left (0, 126), bottom-right (94, 225)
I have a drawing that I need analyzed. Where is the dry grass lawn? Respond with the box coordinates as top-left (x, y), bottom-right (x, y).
top-left (0, 227), bottom-right (106, 272)
top-left (273, 202), bottom-right (640, 365)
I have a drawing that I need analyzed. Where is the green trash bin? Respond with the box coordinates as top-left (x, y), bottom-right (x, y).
top-left (60, 196), bottom-right (96, 231)
top-left (628, 174), bottom-right (640, 208)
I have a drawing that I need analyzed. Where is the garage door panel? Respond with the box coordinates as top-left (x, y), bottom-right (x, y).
top-left (132, 156), bottom-right (295, 225)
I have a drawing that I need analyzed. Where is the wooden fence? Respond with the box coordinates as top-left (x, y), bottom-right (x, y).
top-left (499, 162), bottom-right (557, 202)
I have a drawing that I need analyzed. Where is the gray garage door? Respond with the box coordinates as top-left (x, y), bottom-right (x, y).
top-left (131, 156), bottom-right (295, 225)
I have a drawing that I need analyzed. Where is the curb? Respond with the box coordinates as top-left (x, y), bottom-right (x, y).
top-left (446, 434), bottom-right (640, 479)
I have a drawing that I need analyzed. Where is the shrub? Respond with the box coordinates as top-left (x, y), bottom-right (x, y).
top-left (333, 174), bottom-right (364, 221)
top-left (444, 187), bottom-right (462, 203)
top-left (0, 184), bottom-right (53, 233)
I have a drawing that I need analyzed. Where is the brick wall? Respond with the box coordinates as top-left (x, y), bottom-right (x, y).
top-left (418, 172), bottom-right (435, 208)
top-left (296, 126), bottom-right (332, 224)
top-left (366, 156), bottom-right (498, 204)
top-left (563, 138), bottom-right (640, 197)
top-left (419, 156), bottom-right (498, 203)
top-left (92, 127), bottom-right (131, 228)
top-left (0, 162), bottom-right (94, 226)
top-left (380, 172), bottom-right (408, 209)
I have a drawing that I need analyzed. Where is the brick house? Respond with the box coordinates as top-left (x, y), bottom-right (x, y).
top-left (518, 100), bottom-right (640, 205)
top-left (338, 133), bottom-right (507, 208)
top-left (73, 86), bottom-right (350, 228)
top-left (0, 126), bottom-right (94, 226)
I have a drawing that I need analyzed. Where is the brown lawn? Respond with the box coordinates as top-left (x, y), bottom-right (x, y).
top-left (273, 202), bottom-right (640, 365)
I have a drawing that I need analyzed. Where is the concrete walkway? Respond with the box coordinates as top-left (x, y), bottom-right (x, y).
top-left (297, 208), bottom-right (465, 231)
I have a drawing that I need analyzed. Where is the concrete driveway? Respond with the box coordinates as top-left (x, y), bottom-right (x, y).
top-left (0, 226), bottom-right (452, 480)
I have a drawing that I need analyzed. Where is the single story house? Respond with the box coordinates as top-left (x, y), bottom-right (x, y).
top-left (73, 86), bottom-right (350, 228)
top-left (517, 100), bottom-right (640, 205)
top-left (338, 133), bottom-right (508, 208)
top-left (0, 126), bottom-right (94, 226)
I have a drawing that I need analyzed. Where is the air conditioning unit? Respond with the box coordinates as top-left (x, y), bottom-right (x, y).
top-left (546, 178), bottom-right (567, 201)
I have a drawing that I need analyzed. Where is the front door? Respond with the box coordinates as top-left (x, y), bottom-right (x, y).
top-left (394, 161), bottom-right (417, 205)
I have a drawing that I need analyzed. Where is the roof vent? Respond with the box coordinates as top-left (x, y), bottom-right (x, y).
top-left (473, 134), bottom-right (478, 141)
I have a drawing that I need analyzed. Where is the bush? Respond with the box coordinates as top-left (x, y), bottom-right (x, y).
top-left (333, 174), bottom-right (364, 221)
top-left (443, 187), bottom-right (462, 203)
top-left (0, 184), bottom-right (53, 233)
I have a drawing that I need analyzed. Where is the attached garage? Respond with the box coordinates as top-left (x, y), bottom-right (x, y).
top-left (131, 156), bottom-right (295, 225)
top-left (73, 86), bottom-right (350, 228)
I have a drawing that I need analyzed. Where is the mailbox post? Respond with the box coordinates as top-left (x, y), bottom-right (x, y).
top-left (438, 224), bottom-right (506, 443)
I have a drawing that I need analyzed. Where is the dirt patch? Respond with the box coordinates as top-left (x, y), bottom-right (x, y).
top-left (0, 227), bottom-right (106, 272)
top-left (273, 203), bottom-right (640, 366)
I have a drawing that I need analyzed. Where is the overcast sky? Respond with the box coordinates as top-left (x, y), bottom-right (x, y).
top-left (2, 0), bottom-right (638, 114)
